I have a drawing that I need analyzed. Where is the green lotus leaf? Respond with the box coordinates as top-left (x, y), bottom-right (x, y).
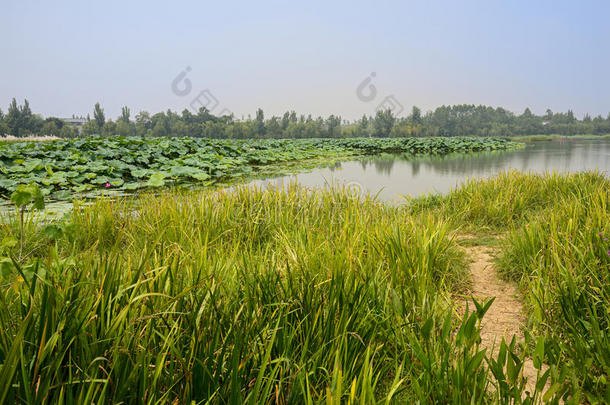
top-left (23, 158), bottom-right (44, 172)
top-left (122, 182), bottom-right (143, 191)
top-left (131, 168), bottom-right (149, 178)
top-left (146, 173), bottom-right (166, 187)
top-left (192, 172), bottom-right (210, 181)
top-left (10, 184), bottom-right (44, 209)
top-left (91, 176), bottom-right (110, 185)
top-left (169, 166), bottom-right (199, 178)
top-left (73, 184), bottom-right (94, 192)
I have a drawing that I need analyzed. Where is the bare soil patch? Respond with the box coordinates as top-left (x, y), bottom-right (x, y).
top-left (460, 241), bottom-right (548, 397)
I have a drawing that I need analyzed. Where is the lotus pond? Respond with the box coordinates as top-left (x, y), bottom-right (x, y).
top-left (0, 136), bottom-right (520, 201)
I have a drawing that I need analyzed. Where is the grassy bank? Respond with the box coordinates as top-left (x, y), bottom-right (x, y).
top-left (510, 134), bottom-right (610, 142)
top-left (497, 185), bottom-right (610, 402)
top-left (1, 171), bottom-right (608, 403)
top-left (412, 170), bottom-right (610, 402)
top-left (0, 184), bottom-right (501, 404)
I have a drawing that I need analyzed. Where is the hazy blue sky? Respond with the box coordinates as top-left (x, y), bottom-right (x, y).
top-left (1, 0), bottom-right (609, 120)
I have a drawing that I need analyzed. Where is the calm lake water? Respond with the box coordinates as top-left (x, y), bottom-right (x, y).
top-left (251, 139), bottom-right (610, 202)
top-left (3, 139), bottom-right (610, 218)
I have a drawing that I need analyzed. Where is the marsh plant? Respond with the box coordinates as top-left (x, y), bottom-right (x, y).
top-left (0, 182), bottom-right (545, 404)
top-left (0, 136), bottom-right (521, 201)
top-left (412, 170), bottom-right (610, 402)
top-left (1, 172), bottom-right (606, 403)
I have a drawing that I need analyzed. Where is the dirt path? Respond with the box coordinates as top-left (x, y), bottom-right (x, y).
top-left (461, 243), bottom-right (544, 397)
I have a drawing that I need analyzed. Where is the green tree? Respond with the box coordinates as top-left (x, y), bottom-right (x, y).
top-left (266, 116), bottom-right (281, 138)
top-left (372, 109), bottom-right (395, 137)
top-left (93, 102), bottom-right (105, 129)
top-left (119, 106), bottom-right (131, 123)
top-left (3, 98), bottom-right (40, 136)
top-left (59, 125), bottom-right (78, 138)
top-left (101, 120), bottom-right (116, 136)
top-left (6, 98), bottom-right (21, 136)
top-left (0, 108), bottom-right (8, 136)
top-left (41, 121), bottom-right (60, 137)
top-left (21, 100), bottom-right (33, 126)
top-left (151, 120), bottom-right (167, 137)
top-left (281, 112), bottom-right (291, 130)
top-left (358, 115), bottom-right (370, 137)
top-left (170, 120), bottom-right (189, 137)
top-left (135, 111), bottom-right (152, 136)
top-left (135, 111), bottom-right (151, 125)
top-left (326, 115), bottom-right (342, 138)
top-left (82, 120), bottom-right (100, 136)
top-left (116, 120), bottom-right (135, 136)
top-left (14, 99), bottom-right (35, 135)
top-left (255, 108), bottom-right (265, 136)
top-left (196, 107), bottom-right (216, 123)
top-left (410, 106), bottom-right (422, 125)
top-left (44, 117), bottom-right (64, 129)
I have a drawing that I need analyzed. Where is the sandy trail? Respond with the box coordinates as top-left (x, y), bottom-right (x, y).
top-left (461, 243), bottom-right (546, 397)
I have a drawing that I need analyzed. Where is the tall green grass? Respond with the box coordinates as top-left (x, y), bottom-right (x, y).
top-left (498, 187), bottom-right (610, 402)
top-left (409, 169), bottom-right (610, 402)
top-left (8, 172), bottom-right (599, 403)
top-left (1, 184), bottom-right (534, 404)
top-left (408, 170), bottom-right (610, 402)
top-left (411, 170), bottom-right (608, 231)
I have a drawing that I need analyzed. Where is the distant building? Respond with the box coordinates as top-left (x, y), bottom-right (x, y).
top-left (60, 117), bottom-right (87, 132)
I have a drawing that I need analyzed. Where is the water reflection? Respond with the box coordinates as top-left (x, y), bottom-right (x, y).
top-left (253, 140), bottom-right (610, 202)
top-left (3, 140), bottom-right (609, 217)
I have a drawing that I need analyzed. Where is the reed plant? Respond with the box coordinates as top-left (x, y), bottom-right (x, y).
top-left (11, 169), bottom-right (607, 403)
top-left (1, 183), bottom-right (523, 404)
top-left (410, 170), bottom-right (608, 231)
top-left (498, 186), bottom-right (610, 402)
top-left (409, 170), bottom-right (610, 402)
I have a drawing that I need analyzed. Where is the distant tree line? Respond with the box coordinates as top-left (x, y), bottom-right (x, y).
top-left (2, 98), bottom-right (610, 139)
